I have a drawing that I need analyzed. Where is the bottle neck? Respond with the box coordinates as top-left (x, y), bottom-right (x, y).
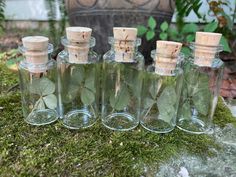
top-left (19, 43), bottom-right (53, 65)
top-left (151, 50), bottom-right (183, 76)
top-left (61, 36), bottom-right (95, 64)
top-left (19, 43), bottom-right (53, 73)
top-left (190, 42), bottom-right (223, 67)
top-left (109, 37), bottom-right (141, 62)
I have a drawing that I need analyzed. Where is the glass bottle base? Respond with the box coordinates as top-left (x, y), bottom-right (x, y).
top-left (102, 113), bottom-right (139, 131)
top-left (25, 109), bottom-right (58, 126)
top-left (140, 119), bottom-right (175, 133)
top-left (62, 110), bottom-right (97, 129)
top-left (177, 118), bottom-right (212, 134)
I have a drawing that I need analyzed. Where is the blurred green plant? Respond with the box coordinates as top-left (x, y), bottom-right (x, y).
top-left (205, 0), bottom-right (236, 54)
top-left (137, 16), bottom-right (199, 57)
top-left (137, 0), bottom-right (203, 57)
top-left (0, 49), bottom-right (23, 71)
top-left (45, 0), bottom-right (67, 47)
top-left (175, 0), bottom-right (202, 31)
top-left (137, 0), bottom-right (236, 57)
top-left (137, 0), bottom-right (202, 39)
top-left (0, 0), bottom-right (5, 35)
top-left (137, 4), bottom-right (236, 56)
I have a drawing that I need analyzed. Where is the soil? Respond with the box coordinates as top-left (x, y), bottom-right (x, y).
top-left (0, 31), bottom-right (22, 52)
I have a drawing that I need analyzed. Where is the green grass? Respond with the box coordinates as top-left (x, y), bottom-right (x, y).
top-left (0, 55), bottom-right (236, 176)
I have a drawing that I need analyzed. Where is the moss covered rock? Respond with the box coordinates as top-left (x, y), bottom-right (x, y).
top-left (0, 57), bottom-right (235, 176)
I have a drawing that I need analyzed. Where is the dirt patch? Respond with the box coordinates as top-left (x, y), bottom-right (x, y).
top-left (0, 31), bottom-right (22, 52)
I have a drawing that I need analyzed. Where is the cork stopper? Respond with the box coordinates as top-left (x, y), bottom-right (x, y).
top-left (66, 27), bottom-right (92, 63)
top-left (22, 36), bottom-right (49, 51)
top-left (194, 32), bottom-right (222, 67)
top-left (66, 27), bottom-right (92, 43)
top-left (22, 36), bottom-right (49, 65)
top-left (155, 40), bottom-right (182, 75)
top-left (113, 27), bottom-right (137, 62)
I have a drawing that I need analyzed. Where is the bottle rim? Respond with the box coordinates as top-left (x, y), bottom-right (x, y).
top-left (151, 49), bottom-right (185, 60)
top-left (189, 42), bottom-right (223, 52)
top-left (61, 36), bottom-right (96, 48)
top-left (108, 37), bottom-right (141, 46)
top-left (18, 43), bottom-right (54, 54)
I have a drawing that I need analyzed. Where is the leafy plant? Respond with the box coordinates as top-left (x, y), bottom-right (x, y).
top-left (29, 77), bottom-right (57, 111)
top-left (137, 0), bottom-right (202, 41)
top-left (161, 22), bottom-right (199, 57)
top-left (0, 0), bottom-right (5, 35)
top-left (138, 18), bottom-right (233, 58)
top-left (45, 0), bottom-right (67, 46)
top-left (159, 21), bottom-right (169, 41)
top-left (204, 0), bottom-right (236, 54)
top-left (175, 0), bottom-right (202, 31)
top-left (137, 16), bottom-right (156, 41)
top-left (137, 16), bottom-right (199, 57)
top-left (137, 1), bottom-right (236, 57)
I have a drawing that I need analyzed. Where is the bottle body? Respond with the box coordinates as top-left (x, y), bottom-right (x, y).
top-left (57, 37), bottom-right (100, 129)
top-left (177, 43), bottom-right (224, 134)
top-left (18, 59), bottom-right (58, 125)
top-left (140, 52), bottom-right (183, 133)
top-left (101, 37), bottom-right (144, 131)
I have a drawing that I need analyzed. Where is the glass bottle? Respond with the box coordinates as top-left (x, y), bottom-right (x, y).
top-left (140, 41), bottom-right (183, 133)
top-left (102, 27), bottom-right (144, 131)
top-left (177, 32), bottom-right (224, 134)
top-left (18, 36), bottom-right (58, 125)
top-left (57, 27), bottom-right (100, 129)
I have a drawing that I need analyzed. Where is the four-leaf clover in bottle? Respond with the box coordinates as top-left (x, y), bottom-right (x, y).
top-left (140, 41), bottom-right (184, 133)
top-left (18, 36), bottom-right (58, 125)
top-left (102, 27), bottom-right (144, 131)
top-left (177, 32), bottom-right (224, 134)
top-left (57, 27), bottom-right (100, 129)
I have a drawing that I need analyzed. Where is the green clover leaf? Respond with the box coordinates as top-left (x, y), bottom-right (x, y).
top-left (29, 77), bottom-right (57, 110)
top-left (146, 30), bottom-right (155, 41)
top-left (81, 87), bottom-right (95, 105)
top-left (148, 16), bottom-right (157, 30)
top-left (137, 25), bottom-right (148, 36)
top-left (160, 21), bottom-right (169, 32)
top-left (157, 86), bottom-right (177, 124)
top-left (109, 85), bottom-right (130, 111)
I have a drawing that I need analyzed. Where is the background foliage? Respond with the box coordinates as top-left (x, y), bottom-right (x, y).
top-left (137, 0), bottom-right (236, 57)
top-left (45, 0), bottom-right (67, 46)
top-left (0, 0), bottom-right (5, 35)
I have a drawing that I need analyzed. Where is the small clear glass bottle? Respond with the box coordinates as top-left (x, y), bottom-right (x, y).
top-left (177, 42), bottom-right (224, 134)
top-left (102, 27), bottom-right (144, 131)
top-left (140, 41), bottom-right (183, 133)
top-left (57, 27), bottom-right (100, 129)
top-left (18, 36), bottom-right (58, 125)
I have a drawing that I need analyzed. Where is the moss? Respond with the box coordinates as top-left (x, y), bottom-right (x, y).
top-left (0, 56), bottom-right (234, 176)
top-left (213, 97), bottom-right (236, 128)
top-left (0, 62), bottom-right (18, 93)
